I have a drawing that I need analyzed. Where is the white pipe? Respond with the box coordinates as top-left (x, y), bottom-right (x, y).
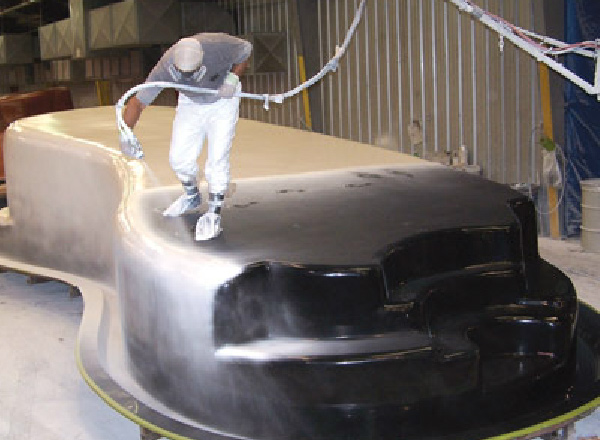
top-left (447, 0), bottom-right (600, 100)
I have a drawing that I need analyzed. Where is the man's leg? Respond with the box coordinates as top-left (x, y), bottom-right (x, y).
top-left (204, 94), bottom-right (240, 196)
top-left (164, 101), bottom-right (207, 217)
top-left (195, 92), bottom-right (240, 239)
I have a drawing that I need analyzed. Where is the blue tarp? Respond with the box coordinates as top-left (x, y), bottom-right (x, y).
top-left (564, 0), bottom-right (600, 236)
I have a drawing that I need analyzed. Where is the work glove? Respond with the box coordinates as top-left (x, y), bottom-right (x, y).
top-left (119, 133), bottom-right (144, 159)
top-left (217, 72), bottom-right (239, 99)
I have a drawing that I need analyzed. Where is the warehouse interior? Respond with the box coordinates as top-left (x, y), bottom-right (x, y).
top-left (0, 0), bottom-right (599, 439)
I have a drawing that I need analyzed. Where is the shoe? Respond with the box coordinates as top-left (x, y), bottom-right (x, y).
top-left (163, 192), bottom-right (202, 217)
top-left (195, 212), bottom-right (222, 241)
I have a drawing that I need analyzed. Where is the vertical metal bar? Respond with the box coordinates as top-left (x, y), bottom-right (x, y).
top-left (444, 2), bottom-right (450, 151)
top-left (407, 0), bottom-right (414, 154)
top-left (240, 0), bottom-right (244, 34)
top-left (385, 0), bottom-right (392, 148)
top-left (336, 0), bottom-right (343, 138)
top-left (286, 0), bottom-right (292, 127)
top-left (318, 0), bottom-right (324, 131)
top-left (327, 0), bottom-right (333, 135)
top-left (237, 0), bottom-right (241, 35)
top-left (355, 0), bottom-right (362, 142)
top-left (268, 0), bottom-right (274, 126)
top-left (294, 34), bottom-right (300, 129)
top-left (485, 0), bottom-right (491, 178)
top-left (271, 0), bottom-right (275, 33)
top-left (261, 2), bottom-right (266, 123)
top-left (255, 1), bottom-right (261, 122)
top-left (515, 0), bottom-right (521, 182)
top-left (236, 0), bottom-right (243, 117)
top-left (530, 0), bottom-right (537, 184)
top-left (277, 0), bottom-right (283, 126)
top-left (260, 0), bottom-right (265, 33)
top-left (236, 0), bottom-right (241, 34)
top-left (264, 2), bottom-right (275, 124)
top-left (267, 78), bottom-right (272, 125)
top-left (279, 0), bottom-right (283, 32)
top-left (419, 0), bottom-right (426, 155)
top-left (458, 10), bottom-right (463, 148)
top-left (246, 0), bottom-right (250, 121)
top-left (250, 0), bottom-right (257, 121)
top-left (500, 1), bottom-right (506, 183)
top-left (264, 1), bottom-right (269, 124)
top-left (346, 0), bottom-right (352, 140)
top-left (431, 0), bottom-right (438, 151)
top-left (365, 1), bottom-right (372, 143)
top-left (396, 0), bottom-right (403, 152)
top-left (260, 1), bottom-right (266, 124)
top-left (471, 14), bottom-right (477, 164)
top-left (246, 0), bottom-right (250, 120)
top-left (375, 0), bottom-right (382, 142)
top-left (297, 0), bottom-right (303, 129)
top-left (297, 2), bottom-right (303, 129)
top-left (530, 62), bottom-right (536, 184)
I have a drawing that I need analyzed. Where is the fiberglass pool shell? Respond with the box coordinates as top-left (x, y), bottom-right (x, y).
top-left (116, 166), bottom-right (579, 440)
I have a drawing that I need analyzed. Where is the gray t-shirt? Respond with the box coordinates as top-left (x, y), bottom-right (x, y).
top-left (136, 33), bottom-right (252, 105)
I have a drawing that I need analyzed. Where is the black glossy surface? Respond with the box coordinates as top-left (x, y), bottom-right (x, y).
top-left (122, 166), bottom-right (589, 439)
top-left (82, 302), bottom-right (600, 440)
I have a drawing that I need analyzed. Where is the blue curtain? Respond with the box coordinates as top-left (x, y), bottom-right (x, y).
top-left (564, 0), bottom-right (600, 236)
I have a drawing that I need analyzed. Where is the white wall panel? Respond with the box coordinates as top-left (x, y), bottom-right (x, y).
top-left (226, 0), bottom-right (543, 186)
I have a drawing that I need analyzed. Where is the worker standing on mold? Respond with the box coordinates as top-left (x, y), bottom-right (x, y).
top-left (120, 33), bottom-right (252, 241)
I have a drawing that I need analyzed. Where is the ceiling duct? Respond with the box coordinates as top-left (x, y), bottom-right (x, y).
top-left (89, 0), bottom-right (181, 50)
top-left (39, 18), bottom-right (74, 60)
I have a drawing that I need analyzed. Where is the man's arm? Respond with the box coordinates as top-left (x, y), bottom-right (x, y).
top-left (118, 95), bottom-right (146, 159)
top-left (231, 60), bottom-right (249, 77)
top-left (217, 60), bottom-right (250, 99)
top-left (122, 96), bottom-right (146, 129)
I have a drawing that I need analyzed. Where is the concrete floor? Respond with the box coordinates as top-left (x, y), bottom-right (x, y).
top-left (0, 237), bottom-right (599, 440)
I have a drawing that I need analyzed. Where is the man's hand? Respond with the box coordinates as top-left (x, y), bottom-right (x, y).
top-left (119, 133), bottom-right (144, 159)
top-left (217, 72), bottom-right (239, 99)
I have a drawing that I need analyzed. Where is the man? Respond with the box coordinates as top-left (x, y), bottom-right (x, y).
top-left (120, 33), bottom-right (252, 241)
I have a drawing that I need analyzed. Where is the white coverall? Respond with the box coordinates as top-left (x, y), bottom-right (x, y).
top-left (170, 86), bottom-right (241, 194)
top-left (136, 33), bottom-right (252, 195)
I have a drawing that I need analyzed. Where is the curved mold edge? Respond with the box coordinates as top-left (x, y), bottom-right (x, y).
top-left (3, 242), bottom-right (597, 440)
top-left (78, 296), bottom-right (600, 440)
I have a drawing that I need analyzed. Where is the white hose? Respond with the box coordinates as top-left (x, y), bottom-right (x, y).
top-left (114, 82), bottom-right (284, 149)
top-left (116, 0), bottom-right (368, 150)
